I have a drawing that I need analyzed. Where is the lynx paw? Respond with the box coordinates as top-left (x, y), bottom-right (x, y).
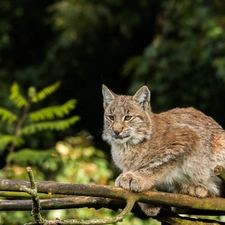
top-left (173, 186), bottom-right (212, 214)
top-left (181, 185), bottom-right (211, 198)
top-left (115, 172), bottom-right (151, 192)
top-left (139, 203), bottom-right (160, 216)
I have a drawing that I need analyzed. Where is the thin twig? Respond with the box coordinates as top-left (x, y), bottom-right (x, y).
top-left (25, 195), bottom-right (136, 225)
top-left (20, 167), bottom-right (47, 225)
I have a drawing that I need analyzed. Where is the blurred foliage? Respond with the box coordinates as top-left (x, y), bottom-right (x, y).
top-left (124, 1), bottom-right (225, 124)
top-left (0, 81), bottom-right (79, 179)
top-left (0, 0), bottom-right (160, 151)
top-left (55, 134), bottom-right (112, 184)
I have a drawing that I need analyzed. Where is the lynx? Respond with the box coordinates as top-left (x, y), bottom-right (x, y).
top-left (102, 84), bottom-right (225, 216)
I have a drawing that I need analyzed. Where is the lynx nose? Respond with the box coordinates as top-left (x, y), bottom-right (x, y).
top-left (113, 130), bottom-right (121, 136)
top-left (113, 123), bottom-right (123, 136)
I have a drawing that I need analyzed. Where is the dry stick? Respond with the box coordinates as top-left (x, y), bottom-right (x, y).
top-left (25, 196), bottom-right (136, 225)
top-left (20, 167), bottom-right (47, 225)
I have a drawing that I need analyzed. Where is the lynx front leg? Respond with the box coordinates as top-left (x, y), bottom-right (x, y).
top-left (115, 171), bottom-right (156, 192)
top-left (139, 203), bottom-right (161, 217)
top-left (115, 171), bottom-right (161, 216)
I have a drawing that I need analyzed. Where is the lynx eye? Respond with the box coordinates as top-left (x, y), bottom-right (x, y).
top-left (107, 115), bottom-right (114, 121)
top-left (124, 115), bottom-right (132, 121)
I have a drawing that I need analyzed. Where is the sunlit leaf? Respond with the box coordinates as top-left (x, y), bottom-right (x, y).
top-left (29, 99), bottom-right (77, 122)
top-left (10, 82), bottom-right (27, 108)
top-left (0, 134), bottom-right (24, 152)
top-left (0, 107), bottom-right (18, 124)
top-left (32, 81), bottom-right (61, 102)
top-left (20, 116), bottom-right (80, 135)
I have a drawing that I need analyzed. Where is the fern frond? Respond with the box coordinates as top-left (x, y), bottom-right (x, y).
top-left (0, 134), bottom-right (24, 151)
top-left (32, 81), bottom-right (61, 102)
top-left (10, 82), bottom-right (27, 108)
top-left (6, 148), bottom-right (59, 169)
top-left (29, 99), bottom-right (77, 122)
top-left (20, 115), bottom-right (80, 135)
top-left (0, 107), bottom-right (18, 124)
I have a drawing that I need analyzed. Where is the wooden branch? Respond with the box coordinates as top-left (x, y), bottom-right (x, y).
top-left (27, 196), bottom-right (136, 225)
top-left (1, 178), bottom-right (225, 212)
top-left (158, 215), bottom-right (225, 225)
top-left (0, 197), bottom-right (125, 211)
top-left (0, 190), bottom-right (68, 199)
top-left (18, 167), bottom-right (137, 225)
top-left (20, 167), bottom-right (47, 225)
top-left (214, 165), bottom-right (225, 182)
top-left (1, 165), bottom-right (225, 224)
top-left (1, 198), bottom-right (224, 225)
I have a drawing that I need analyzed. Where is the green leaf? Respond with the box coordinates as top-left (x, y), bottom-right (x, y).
top-left (29, 99), bottom-right (77, 122)
top-left (6, 148), bottom-right (60, 170)
top-left (0, 107), bottom-right (18, 124)
top-left (0, 134), bottom-right (24, 151)
top-left (32, 81), bottom-right (61, 102)
top-left (9, 82), bottom-right (27, 108)
top-left (20, 115), bottom-right (80, 135)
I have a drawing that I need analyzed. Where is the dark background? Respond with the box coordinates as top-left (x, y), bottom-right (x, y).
top-left (1, 0), bottom-right (225, 161)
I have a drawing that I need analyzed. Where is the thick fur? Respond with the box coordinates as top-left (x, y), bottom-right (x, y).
top-left (102, 85), bottom-right (225, 216)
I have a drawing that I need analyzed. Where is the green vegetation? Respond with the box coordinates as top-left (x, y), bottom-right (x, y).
top-left (0, 81), bottom-right (79, 180)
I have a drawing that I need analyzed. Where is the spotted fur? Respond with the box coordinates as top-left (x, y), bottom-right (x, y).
top-left (102, 85), bottom-right (225, 216)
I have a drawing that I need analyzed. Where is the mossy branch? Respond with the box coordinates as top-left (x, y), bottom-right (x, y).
top-left (1, 166), bottom-right (225, 224)
top-left (1, 178), bottom-right (225, 212)
top-left (20, 167), bottom-right (47, 225)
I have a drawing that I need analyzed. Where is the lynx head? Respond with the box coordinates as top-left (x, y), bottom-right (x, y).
top-left (102, 85), bottom-right (152, 146)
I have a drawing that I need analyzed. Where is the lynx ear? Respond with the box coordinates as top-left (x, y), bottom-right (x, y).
top-left (133, 85), bottom-right (151, 110)
top-left (102, 85), bottom-right (116, 109)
